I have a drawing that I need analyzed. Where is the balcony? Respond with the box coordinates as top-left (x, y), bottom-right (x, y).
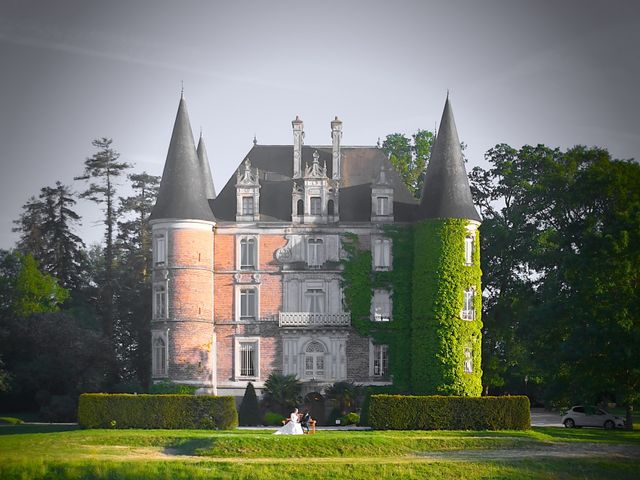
top-left (278, 312), bottom-right (351, 328)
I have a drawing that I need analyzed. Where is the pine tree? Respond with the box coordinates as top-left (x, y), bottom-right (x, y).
top-left (239, 382), bottom-right (261, 426)
top-left (75, 138), bottom-right (131, 385)
top-left (13, 196), bottom-right (46, 261)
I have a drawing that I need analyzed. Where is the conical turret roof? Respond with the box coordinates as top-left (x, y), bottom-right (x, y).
top-left (197, 134), bottom-right (217, 200)
top-left (417, 97), bottom-right (481, 222)
top-left (150, 96), bottom-right (216, 222)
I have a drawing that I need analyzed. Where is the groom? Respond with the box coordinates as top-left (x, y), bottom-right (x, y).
top-left (300, 409), bottom-right (312, 434)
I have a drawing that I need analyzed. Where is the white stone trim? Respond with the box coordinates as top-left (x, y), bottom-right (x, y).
top-left (234, 283), bottom-right (260, 322)
top-left (236, 234), bottom-right (259, 270)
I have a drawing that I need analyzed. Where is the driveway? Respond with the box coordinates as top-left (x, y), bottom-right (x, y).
top-left (530, 408), bottom-right (564, 427)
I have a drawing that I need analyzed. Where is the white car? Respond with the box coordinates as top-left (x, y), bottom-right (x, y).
top-left (561, 406), bottom-right (626, 429)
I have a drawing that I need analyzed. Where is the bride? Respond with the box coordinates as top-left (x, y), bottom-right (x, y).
top-left (273, 408), bottom-right (304, 435)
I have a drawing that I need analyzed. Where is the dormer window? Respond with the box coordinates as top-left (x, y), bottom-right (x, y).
top-left (242, 197), bottom-right (254, 215)
top-left (377, 197), bottom-right (389, 216)
top-left (310, 197), bottom-right (322, 215)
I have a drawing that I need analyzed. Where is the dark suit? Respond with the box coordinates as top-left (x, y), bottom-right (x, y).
top-left (301, 412), bottom-right (311, 433)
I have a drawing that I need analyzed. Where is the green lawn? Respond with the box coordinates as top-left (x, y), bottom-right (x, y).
top-left (0, 426), bottom-right (639, 479)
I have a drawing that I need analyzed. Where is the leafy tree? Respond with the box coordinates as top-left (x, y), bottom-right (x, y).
top-left (238, 382), bottom-right (261, 425)
top-left (0, 356), bottom-right (10, 393)
top-left (75, 138), bottom-right (131, 384)
top-left (382, 130), bottom-right (435, 198)
top-left (262, 373), bottom-right (301, 415)
top-left (325, 381), bottom-right (362, 414)
top-left (12, 254), bottom-right (68, 318)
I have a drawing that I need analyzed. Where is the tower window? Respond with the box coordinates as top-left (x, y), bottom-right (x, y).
top-left (152, 336), bottom-right (167, 376)
top-left (377, 196), bottom-right (389, 216)
top-left (240, 288), bottom-right (257, 320)
top-left (242, 196), bottom-right (254, 215)
top-left (308, 238), bottom-right (324, 267)
top-left (310, 197), bottom-right (322, 215)
top-left (462, 288), bottom-right (475, 320)
top-left (373, 238), bottom-right (392, 270)
top-left (464, 347), bottom-right (473, 373)
top-left (153, 284), bottom-right (167, 319)
top-left (372, 344), bottom-right (389, 377)
top-left (154, 235), bottom-right (166, 265)
top-left (240, 237), bottom-right (256, 269)
top-left (465, 236), bottom-right (474, 266)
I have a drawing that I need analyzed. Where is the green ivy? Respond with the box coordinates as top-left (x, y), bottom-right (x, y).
top-left (412, 218), bottom-right (482, 395)
top-left (342, 219), bottom-right (482, 396)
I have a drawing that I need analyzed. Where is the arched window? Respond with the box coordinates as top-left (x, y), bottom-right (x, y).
top-left (327, 199), bottom-right (335, 216)
top-left (297, 199), bottom-right (304, 216)
top-left (153, 337), bottom-right (167, 376)
top-left (304, 341), bottom-right (326, 379)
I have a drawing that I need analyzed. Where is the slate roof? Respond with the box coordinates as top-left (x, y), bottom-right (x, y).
top-left (211, 145), bottom-right (418, 222)
top-left (197, 135), bottom-right (217, 200)
top-left (417, 97), bottom-right (481, 222)
top-left (150, 97), bottom-right (216, 222)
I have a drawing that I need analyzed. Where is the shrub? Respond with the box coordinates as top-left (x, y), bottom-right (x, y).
top-left (369, 395), bottom-right (530, 430)
top-left (263, 411), bottom-right (285, 426)
top-left (238, 382), bottom-right (261, 426)
top-left (0, 417), bottom-right (23, 425)
top-left (78, 394), bottom-right (238, 429)
top-left (340, 412), bottom-right (360, 426)
top-left (359, 385), bottom-right (399, 426)
top-left (149, 381), bottom-right (197, 395)
top-left (327, 406), bottom-right (342, 425)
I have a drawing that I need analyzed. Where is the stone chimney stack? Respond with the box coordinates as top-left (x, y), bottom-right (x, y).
top-left (331, 116), bottom-right (342, 179)
top-left (292, 116), bottom-right (304, 178)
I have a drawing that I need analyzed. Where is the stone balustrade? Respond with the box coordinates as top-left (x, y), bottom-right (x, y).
top-left (278, 312), bottom-right (351, 328)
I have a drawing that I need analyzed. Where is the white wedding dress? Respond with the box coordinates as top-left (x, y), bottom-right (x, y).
top-left (274, 411), bottom-right (304, 435)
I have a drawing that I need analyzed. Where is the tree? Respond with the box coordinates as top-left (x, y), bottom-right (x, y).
top-left (262, 373), bottom-right (301, 415)
top-left (0, 356), bottom-right (10, 393)
top-left (325, 381), bottom-right (361, 414)
top-left (382, 130), bottom-right (435, 198)
top-left (12, 254), bottom-right (68, 318)
top-left (13, 196), bottom-right (46, 260)
top-left (238, 382), bottom-right (261, 426)
top-left (75, 138), bottom-right (131, 384)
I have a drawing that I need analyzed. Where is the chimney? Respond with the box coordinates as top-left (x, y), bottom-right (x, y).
top-left (331, 116), bottom-right (342, 179)
top-left (292, 116), bottom-right (304, 178)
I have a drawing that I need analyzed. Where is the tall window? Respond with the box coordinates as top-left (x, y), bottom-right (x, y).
top-left (464, 347), bottom-right (473, 373)
top-left (465, 236), bottom-right (474, 266)
top-left (240, 238), bottom-right (256, 269)
top-left (305, 288), bottom-right (325, 313)
top-left (308, 239), bottom-right (324, 267)
top-left (327, 199), bottom-right (335, 216)
top-left (239, 342), bottom-right (257, 377)
top-left (242, 196), bottom-right (254, 215)
top-left (462, 288), bottom-right (475, 320)
top-left (377, 196), bottom-right (389, 216)
top-left (304, 341), bottom-right (326, 379)
top-left (310, 196), bottom-right (322, 215)
top-left (153, 337), bottom-right (167, 376)
top-left (154, 235), bottom-right (166, 265)
top-left (373, 238), bottom-right (392, 270)
top-left (373, 344), bottom-right (389, 377)
top-left (240, 288), bottom-right (257, 320)
top-left (297, 199), bottom-right (304, 215)
top-left (372, 289), bottom-right (392, 322)
top-left (154, 284), bottom-right (167, 319)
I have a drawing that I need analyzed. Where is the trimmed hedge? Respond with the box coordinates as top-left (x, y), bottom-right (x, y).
top-left (369, 395), bottom-right (530, 430)
top-left (78, 394), bottom-right (238, 429)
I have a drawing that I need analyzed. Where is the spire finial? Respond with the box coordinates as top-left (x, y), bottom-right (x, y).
top-left (253, 133), bottom-right (257, 146)
top-left (199, 126), bottom-right (202, 139)
top-left (377, 137), bottom-right (381, 148)
top-left (181, 80), bottom-right (184, 98)
top-left (446, 88), bottom-right (449, 100)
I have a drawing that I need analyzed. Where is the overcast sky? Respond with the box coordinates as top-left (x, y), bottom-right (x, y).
top-left (1, 0), bottom-right (639, 248)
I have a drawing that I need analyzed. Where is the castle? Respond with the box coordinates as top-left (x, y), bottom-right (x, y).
top-left (149, 94), bottom-right (482, 407)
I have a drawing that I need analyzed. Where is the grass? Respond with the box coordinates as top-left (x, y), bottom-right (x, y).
top-left (0, 417), bottom-right (23, 425)
top-left (0, 426), bottom-right (638, 479)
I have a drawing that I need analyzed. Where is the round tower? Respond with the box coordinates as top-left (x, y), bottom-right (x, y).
top-left (149, 94), bottom-right (217, 393)
top-left (411, 95), bottom-right (483, 396)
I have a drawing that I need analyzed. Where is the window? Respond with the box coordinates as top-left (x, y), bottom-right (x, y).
top-left (377, 196), bottom-right (389, 216)
top-left (465, 236), bottom-right (474, 266)
top-left (154, 284), bottom-right (167, 319)
top-left (152, 336), bottom-right (167, 376)
top-left (373, 344), bottom-right (389, 377)
top-left (240, 237), bottom-right (256, 269)
top-left (304, 341), bottom-right (326, 379)
top-left (154, 235), bottom-right (166, 264)
top-left (373, 238), bottom-right (391, 270)
top-left (327, 199), bottom-right (335, 216)
top-left (297, 199), bottom-right (304, 215)
top-left (239, 342), bottom-right (257, 377)
top-left (242, 196), bottom-right (254, 215)
top-left (305, 288), bottom-right (325, 313)
top-left (310, 196), bottom-right (321, 215)
top-left (462, 288), bottom-right (475, 320)
top-left (464, 347), bottom-right (473, 373)
top-left (372, 289), bottom-right (392, 322)
top-left (308, 238), bottom-right (324, 267)
top-left (240, 288), bottom-right (257, 320)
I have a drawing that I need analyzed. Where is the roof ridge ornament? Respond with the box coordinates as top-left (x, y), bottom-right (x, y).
top-left (304, 150), bottom-right (327, 178)
top-left (237, 158), bottom-right (259, 186)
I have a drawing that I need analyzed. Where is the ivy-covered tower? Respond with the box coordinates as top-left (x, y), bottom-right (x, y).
top-left (411, 96), bottom-right (483, 395)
